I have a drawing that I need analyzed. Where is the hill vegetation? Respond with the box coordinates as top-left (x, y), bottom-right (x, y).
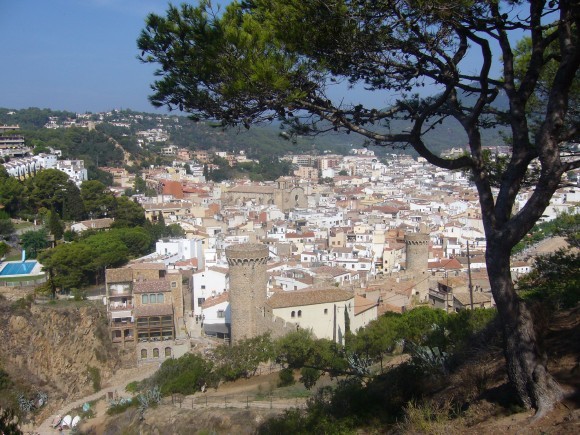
top-left (0, 107), bottom-right (507, 167)
top-left (90, 288), bottom-right (578, 433)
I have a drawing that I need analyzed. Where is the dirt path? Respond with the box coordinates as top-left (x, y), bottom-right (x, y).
top-left (32, 363), bottom-right (159, 434)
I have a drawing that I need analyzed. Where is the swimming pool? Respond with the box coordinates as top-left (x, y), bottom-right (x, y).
top-left (0, 261), bottom-right (38, 276)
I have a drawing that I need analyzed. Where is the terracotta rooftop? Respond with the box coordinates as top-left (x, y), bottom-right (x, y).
top-left (266, 288), bottom-right (354, 309)
top-left (133, 280), bottom-right (172, 293)
top-left (127, 263), bottom-right (166, 270)
top-left (286, 231), bottom-right (315, 238)
top-left (453, 291), bottom-right (492, 306)
top-left (354, 294), bottom-right (378, 315)
top-left (208, 266), bottom-right (229, 275)
top-left (228, 185), bottom-right (275, 194)
top-left (175, 258), bottom-right (199, 268)
top-left (134, 304), bottom-right (173, 317)
top-left (310, 266), bottom-right (351, 277)
top-left (201, 292), bottom-right (229, 309)
top-left (428, 258), bottom-right (463, 270)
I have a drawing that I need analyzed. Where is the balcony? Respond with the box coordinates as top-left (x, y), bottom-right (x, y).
top-left (108, 289), bottom-right (132, 297)
top-left (109, 302), bottom-right (134, 311)
top-left (110, 310), bottom-right (132, 319)
top-left (110, 318), bottom-right (134, 328)
top-left (112, 330), bottom-right (135, 343)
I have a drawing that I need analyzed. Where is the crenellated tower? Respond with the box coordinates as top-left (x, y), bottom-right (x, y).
top-left (404, 233), bottom-right (430, 273)
top-left (404, 232), bottom-right (430, 302)
top-left (226, 243), bottom-right (269, 344)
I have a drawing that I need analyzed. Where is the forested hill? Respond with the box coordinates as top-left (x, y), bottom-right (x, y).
top-left (0, 107), bottom-right (507, 164)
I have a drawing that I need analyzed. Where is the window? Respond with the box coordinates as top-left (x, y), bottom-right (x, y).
top-left (149, 294), bottom-right (157, 304)
top-left (157, 293), bottom-right (164, 303)
top-left (291, 311), bottom-right (295, 318)
top-left (297, 310), bottom-right (302, 318)
top-left (201, 285), bottom-right (206, 289)
top-left (165, 347), bottom-right (172, 357)
top-left (140, 349), bottom-right (147, 359)
top-left (171, 281), bottom-right (177, 288)
top-left (217, 310), bottom-right (225, 318)
top-left (153, 348), bottom-right (160, 358)
top-left (198, 297), bottom-right (205, 306)
top-left (142, 294), bottom-right (149, 304)
top-left (324, 308), bottom-right (328, 315)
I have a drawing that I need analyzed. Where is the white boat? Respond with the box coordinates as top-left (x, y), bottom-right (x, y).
top-left (61, 415), bottom-right (72, 428)
top-left (71, 415), bottom-right (80, 427)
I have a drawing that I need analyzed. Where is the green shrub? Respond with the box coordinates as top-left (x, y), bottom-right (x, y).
top-left (143, 353), bottom-right (215, 396)
top-left (278, 368), bottom-right (295, 387)
top-left (299, 367), bottom-right (320, 390)
top-left (125, 381), bottom-right (140, 393)
top-left (0, 241), bottom-right (10, 258)
top-left (71, 288), bottom-right (86, 301)
top-left (87, 366), bottom-right (101, 392)
top-left (106, 398), bottom-right (136, 416)
top-left (518, 250), bottom-right (580, 310)
top-left (213, 333), bottom-right (275, 381)
top-left (10, 295), bottom-right (34, 311)
top-left (0, 368), bottom-right (12, 391)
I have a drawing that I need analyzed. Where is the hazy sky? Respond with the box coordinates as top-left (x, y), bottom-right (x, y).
top-left (0, 0), bottom-right (385, 115)
top-left (1, 0), bottom-right (514, 116)
top-left (1, 0), bottom-right (180, 114)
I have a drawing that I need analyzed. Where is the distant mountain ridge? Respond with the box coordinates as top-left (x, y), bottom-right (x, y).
top-left (0, 106), bottom-right (508, 163)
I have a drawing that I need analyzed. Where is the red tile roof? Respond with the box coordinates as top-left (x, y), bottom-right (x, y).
top-left (134, 304), bottom-right (174, 317)
top-left (267, 288), bottom-right (353, 309)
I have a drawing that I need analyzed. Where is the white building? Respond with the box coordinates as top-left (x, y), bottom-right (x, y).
top-left (55, 159), bottom-right (88, 186)
top-left (191, 266), bottom-right (229, 317)
top-left (352, 295), bottom-right (379, 332)
top-left (200, 292), bottom-right (231, 338)
top-left (266, 288), bottom-right (355, 345)
top-left (156, 237), bottom-right (205, 269)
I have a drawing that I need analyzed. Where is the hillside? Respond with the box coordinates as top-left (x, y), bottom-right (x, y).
top-left (0, 107), bottom-right (508, 165)
top-left (0, 298), bottom-right (133, 426)
top-left (73, 306), bottom-right (579, 434)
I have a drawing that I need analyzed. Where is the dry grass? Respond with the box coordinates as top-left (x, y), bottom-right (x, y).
top-left (398, 398), bottom-right (463, 435)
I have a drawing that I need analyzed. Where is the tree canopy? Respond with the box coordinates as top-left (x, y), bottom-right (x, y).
top-left (139, 0), bottom-right (579, 414)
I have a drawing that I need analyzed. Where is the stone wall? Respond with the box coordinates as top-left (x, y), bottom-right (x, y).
top-left (256, 305), bottom-right (298, 339)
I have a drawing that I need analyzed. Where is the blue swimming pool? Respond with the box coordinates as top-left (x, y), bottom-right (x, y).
top-left (0, 261), bottom-right (38, 276)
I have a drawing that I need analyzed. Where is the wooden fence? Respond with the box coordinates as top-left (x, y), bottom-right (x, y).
top-left (0, 276), bottom-right (46, 287)
top-left (165, 393), bottom-right (307, 411)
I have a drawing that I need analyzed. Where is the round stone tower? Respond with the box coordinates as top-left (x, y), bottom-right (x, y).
top-left (226, 243), bottom-right (269, 344)
top-left (404, 232), bottom-right (430, 302)
top-left (404, 232), bottom-right (430, 272)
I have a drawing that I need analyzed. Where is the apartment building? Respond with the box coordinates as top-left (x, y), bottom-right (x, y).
top-left (105, 263), bottom-right (188, 361)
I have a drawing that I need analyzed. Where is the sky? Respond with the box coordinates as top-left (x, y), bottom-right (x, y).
top-left (0, 0), bottom-right (390, 115)
top-left (0, 0), bottom-right (185, 114)
top-left (0, 0), bottom-right (522, 116)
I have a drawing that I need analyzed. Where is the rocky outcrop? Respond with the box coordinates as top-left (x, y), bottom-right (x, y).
top-left (0, 301), bottom-right (131, 420)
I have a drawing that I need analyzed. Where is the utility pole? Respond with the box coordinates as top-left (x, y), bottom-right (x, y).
top-left (467, 241), bottom-right (474, 310)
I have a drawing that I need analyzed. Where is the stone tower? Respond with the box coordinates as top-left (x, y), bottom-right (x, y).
top-left (404, 232), bottom-right (430, 302)
top-left (405, 232), bottom-right (430, 273)
top-left (226, 243), bottom-right (269, 344)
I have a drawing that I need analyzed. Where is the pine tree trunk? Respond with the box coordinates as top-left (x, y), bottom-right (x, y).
top-left (486, 243), bottom-right (563, 416)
